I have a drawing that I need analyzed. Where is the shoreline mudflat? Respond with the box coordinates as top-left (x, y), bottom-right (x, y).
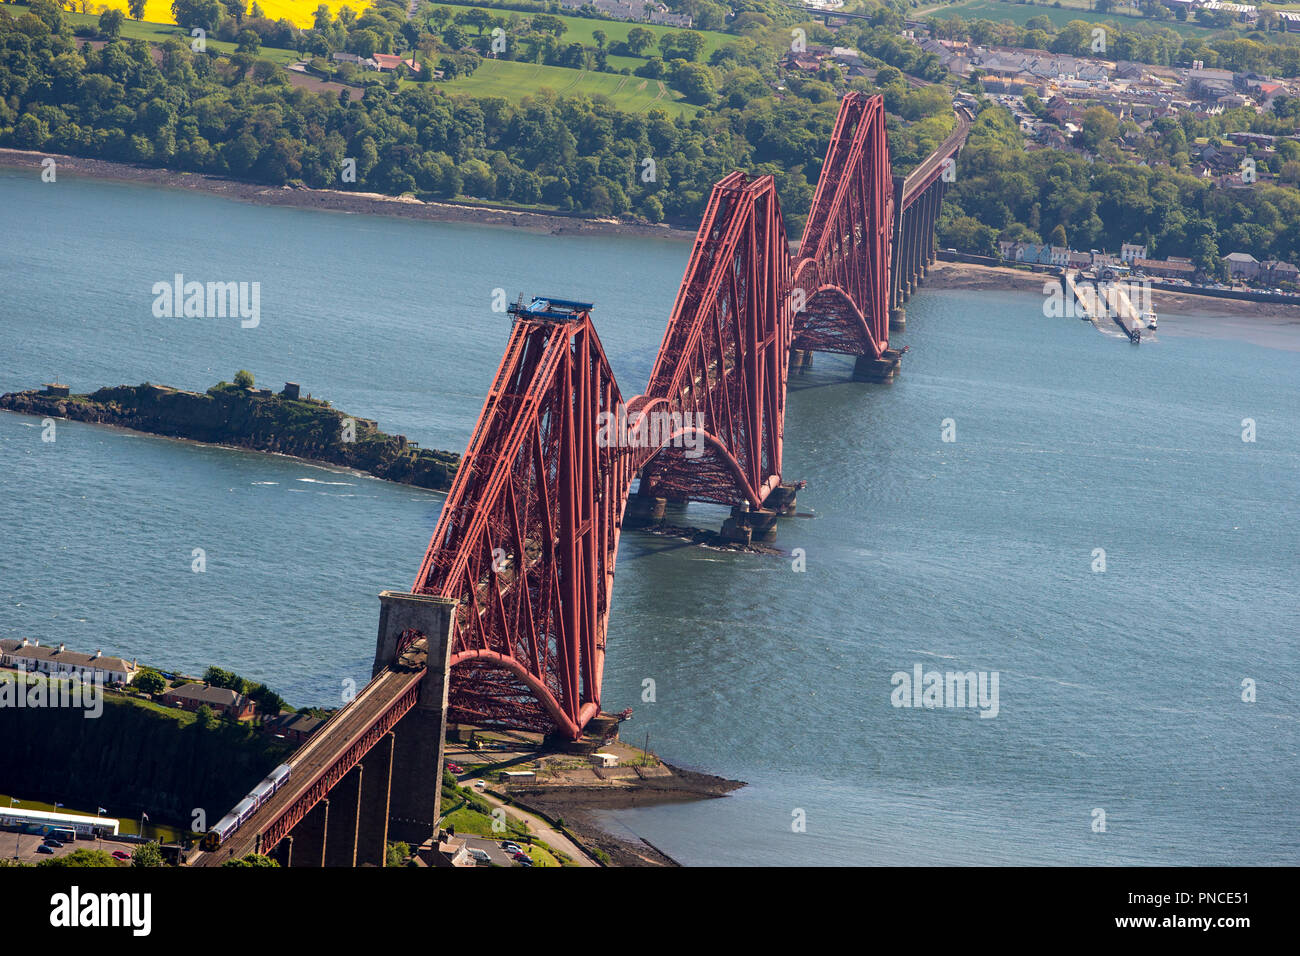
top-left (0, 148), bottom-right (699, 241)
top-left (513, 763), bottom-right (745, 867)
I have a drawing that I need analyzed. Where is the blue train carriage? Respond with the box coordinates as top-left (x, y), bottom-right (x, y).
top-left (200, 764), bottom-right (292, 851)
top-left (201, 812), bottom-right (240, 851)
top-left (267, 763), bottom-right (291, 795)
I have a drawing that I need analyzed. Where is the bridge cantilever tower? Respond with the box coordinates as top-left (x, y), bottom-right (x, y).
top-left (411, 299), bottom-right (630, 740)
top-left (791, 92), bottom-right (898, 382)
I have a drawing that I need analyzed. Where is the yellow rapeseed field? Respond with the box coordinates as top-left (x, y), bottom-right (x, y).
top-left (87, 0), bottom-right (373, 30)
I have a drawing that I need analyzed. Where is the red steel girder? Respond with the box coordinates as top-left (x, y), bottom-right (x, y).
top-left (398, 94), bottom-right (965, 740)
top-left (411, 308), bottom-right (630, 739)
top-left (794, 92), bottom-right (894, 359)
top-left (629, 173), bottom-right (792, 509)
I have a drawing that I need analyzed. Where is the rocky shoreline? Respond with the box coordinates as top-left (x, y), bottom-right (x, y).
top-left (513, 763), bottom-right (745, 867)
top-left (0, 148), bottom-right (698, 241)
top-left (0, 381), bottom-right (459, 491)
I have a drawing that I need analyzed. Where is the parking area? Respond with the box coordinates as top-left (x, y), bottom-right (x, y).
top-left (461, 836), bottom-right (524, 867)
top-left (4, 831), bottom-right (139, 864)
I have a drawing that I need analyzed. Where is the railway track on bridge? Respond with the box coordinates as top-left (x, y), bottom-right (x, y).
top-left (190, 658), bottom-right (426, 866)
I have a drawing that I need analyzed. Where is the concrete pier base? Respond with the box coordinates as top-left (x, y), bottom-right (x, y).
top-left (721, 504), bottom-right (780, 545)
top-left (889, 307), bottom-right (906, 332)
top-left (766, 483), bottom-right (799, 516)
top-left (356, 732), bottom-right (393, 867)
top-left (747, 509), bottom-right (779, 542)
top-left (323, 764), bottom-right (362, 868)
top-left (288, 799), bottom-right (328, 868)
top-left (273, 835), bottom-right (293, 868)
top-left (853, 349), bottom-right (902, 384)
top-left (720, 511), bottom-right (753, 546)
top-left (624, 489), bottom-right (666, 528)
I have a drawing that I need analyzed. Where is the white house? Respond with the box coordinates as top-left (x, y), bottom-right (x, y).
top-left (1121, 242), bottom-right (1148, 264)
top-left (0, 639), bottom-right (137, 684)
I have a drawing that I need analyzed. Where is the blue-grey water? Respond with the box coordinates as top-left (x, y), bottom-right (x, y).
top-left (2, 167), bottom-right (1296, 865)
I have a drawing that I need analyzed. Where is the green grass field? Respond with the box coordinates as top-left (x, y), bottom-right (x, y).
top-left (427, 2), bottom-right (737, 61)
top-left (929, 0), bottom-right (1226, 38)
top-left (436, 57), bottom-right (697, 117)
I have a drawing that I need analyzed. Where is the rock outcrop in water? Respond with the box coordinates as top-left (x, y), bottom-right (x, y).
top-left (0, 381), bottom-right (459, 491)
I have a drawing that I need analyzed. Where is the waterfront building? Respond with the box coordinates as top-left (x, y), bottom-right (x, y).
top-left (0, 806), bottom-right (120, 837)
top-left (0, 638), bottom-right (137, 684)
top-left (159, 683), bottom-right (255, 720)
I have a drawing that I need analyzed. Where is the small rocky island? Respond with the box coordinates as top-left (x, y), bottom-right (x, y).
top-left (0, 375), bottom-right (459, 491)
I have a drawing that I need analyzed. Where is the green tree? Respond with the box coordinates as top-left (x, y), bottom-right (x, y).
top-left (28, 0), bottom-right (63, 33)
top-left (625, 26), bottom-right (655, 55)
top-left (530, 14), bottom-right (566, 38)
top-left (640, 194), bottom-right (664, 222)
top-left (461, 7), bottom-right (492, 34)
top-left (135, 669), bottom-right (166, 694)
top-left (659, 31), bottom-right (706, 62)
top-left (386, 841), bottom-right (410, 866)
top-left (195, 704), bottom-right (216, 729)
top-left (236, 29), bottom-right (261, 54)
top-left (132, 842), bottom-right (164, 867)
top-left (1079, 106), bottom-right (1119, 152)
top-left (222, 0), bottom-right (246, 25)
top-left (172, 0), bottom-right (222, 33)
top-left (233, 370), bottom-right (254, 389)
top-left (247, 683), bottom-right (286, 715)
top-left (99, 9), bottom-right (124, 40)
top-left (223, 853), bottom-right (279, 866)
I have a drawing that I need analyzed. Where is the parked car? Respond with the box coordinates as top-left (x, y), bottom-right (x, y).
top-left (446, 762), bottom-right (463, 774)
top-left (511, 850), bottom-right (531, 863)
top-left (36, 845), bottom-right (55, 854)
top-left (112, 850), bottom-right (131, 860)
top-left (467, 848), bottom-right (491, 864)
top-left (473, 780), bottom-right (486, 789)
top-left (501, 841), bottom-right (523, 854)
top-left (516, 857), bottom-right (533, 867)
top-left (43, 839), bottom-right (63, 848)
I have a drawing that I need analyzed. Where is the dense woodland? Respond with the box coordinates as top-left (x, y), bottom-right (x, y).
top-left (6, 0), bottom-right (1300, 262)
top-left (0, 1), bottom-right (952, 225)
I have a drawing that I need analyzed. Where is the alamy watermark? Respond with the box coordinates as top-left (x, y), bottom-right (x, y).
top-left (152, 275), bottom-right (260, 328)
top-left (890, 663), bottom-right (1000, 718)
top-left (0, 673), bottom-right (103, 718)
top-left (596, 405), bottom-right (706, 459)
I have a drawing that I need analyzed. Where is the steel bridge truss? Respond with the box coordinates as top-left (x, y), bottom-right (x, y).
top-left (409, 93), bottom-right (963, 738)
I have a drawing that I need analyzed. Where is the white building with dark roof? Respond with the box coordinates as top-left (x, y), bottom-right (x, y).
top-left (0, 638), bottom-right (138, 684)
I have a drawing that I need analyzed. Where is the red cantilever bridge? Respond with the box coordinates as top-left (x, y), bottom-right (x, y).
top-left (192, 93), bottom-right (970, 866)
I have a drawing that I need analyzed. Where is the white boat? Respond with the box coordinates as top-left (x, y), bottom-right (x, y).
top-left (1143, 309), bottom-right (1157, 330)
